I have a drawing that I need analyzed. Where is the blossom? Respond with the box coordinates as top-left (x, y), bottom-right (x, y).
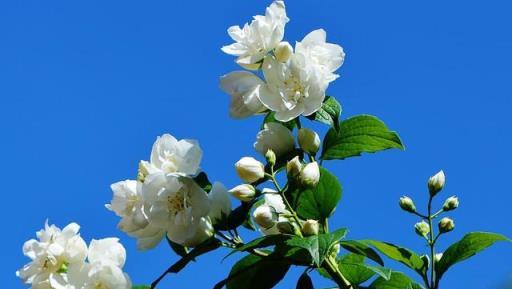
top-left (254, 122), bottom-right (295, 157)
top-left (220, 71), bottom-right (267, 119)
top-left (222, 1), bottom-right (289, 69)
top-left (16, 222), bottom-right (88, 289)
top-left (107, 180), bottom-right (165, 250)
top-left (229, 184), bottom-right (256, 202)
top-left (259, 30), bottom-right (344, 121)
top-left (235, 157), bottom-right (265, 183)
top-left (253, 191), bottom-right (289, 235)
top-left (149, 134), bottom-right (203, 176)
top-left (428, 170), bottom-right (445, 196)
top-left (67, 238), bottom-right (131, 289)
top-left (142, 172), bottom-right (212, 246)
top-left (208, 182), bottom-right (232, 225)
top-left (298, 128), bottom-right (320, 155)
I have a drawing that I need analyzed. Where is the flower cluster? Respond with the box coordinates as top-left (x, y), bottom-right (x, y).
top-left (221, 1), bottom-right (345, 121)
top-left (108, 134), bottom-right (231, 249)
top-left (17, 222), bottom-right (131, 289)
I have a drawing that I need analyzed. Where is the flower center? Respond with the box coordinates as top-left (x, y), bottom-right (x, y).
top-left (95, 282), bottom-right (108, 289)
top-left (162, 150), bottom-right (179, 173)
top-left (283, 75), bottom-right (304, 104)
top-left (167, 188), bottom-right (190, 215)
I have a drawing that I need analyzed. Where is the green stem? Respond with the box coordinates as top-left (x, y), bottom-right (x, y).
top-left (323, 257), bottom-right (353, 289)
top-left (267, 172), bottom-right (303, 236)
top-left (427, 196), bottom-right (436, 289)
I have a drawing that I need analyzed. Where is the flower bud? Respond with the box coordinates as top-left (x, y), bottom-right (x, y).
top-left (274, 41), bottom-right (293, 63)
top-left (276, 221), bottom-right (294, 234)
top-left (298, 128), bottom-right (321, 155)
top-left (302, 219), bottom-right (319, 236)
top-left (253, 205), bottom-right (275, 229)
top-left (415, 221), bottom-right (430, 238)
top-left (438, 217), bottom-right (455, 233)
top-left (300, 162), bottom-right (321, 187)
top-left (229, 184), bottom-right (256, 202)
top-left (265, 149), bottom-right (276, 166)
top-left (399, 196), bottom-right (416, 213)
top-left (286, 156), bottom-right (302, 178)
top-left (428, 170), bottom-right (445, 196)
top-left (443, 196), bottom-right (459, 211)
top-left (434, 253), bottom-right (443, 263)
top-left (235, 157), bottom-right (265, 183)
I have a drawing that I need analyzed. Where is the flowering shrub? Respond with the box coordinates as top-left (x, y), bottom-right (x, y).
top-left (17, 1), bottom-right (509, 289)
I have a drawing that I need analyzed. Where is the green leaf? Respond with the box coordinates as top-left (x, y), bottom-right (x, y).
top-left (339, 240), bottom-right (384, 266)
top-left (262, 111), bottom-right (297, 131)
top-left (225, 253), bottom-right (290, 289)
top-left (307, 96), bottom-right (342, 127)
top-left (296, 272), bottom-right (314, 289)
top-left (193, 172), bottom-right (212, 192)
top-left (321, 115), bottom-right (404, 160)
top-left (318, 254), bottom-right (391, 285)
top-left (286, 228), bottom-right (348, 266)
top-left (132, 286), bottom-right (150, 289)
top-left (161, 238), bottom-right (221, 275)
top-left (364, 240), bottom-right (426, 276)
top-left (369, 272), bottom-right (425, 289)
top-left (435, 232), bottom-right (510, 280)
top-left (294, 167), bottom-right (342, 221)
top-left (223, 234), bottom-right (291, 260)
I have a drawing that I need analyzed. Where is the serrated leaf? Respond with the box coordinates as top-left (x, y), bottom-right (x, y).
top-left (294, 167), bottom-right (342, 221)
top-left (225, 253), bottom-right (290, 289)
top-left (364, 240), bottom-right (426, 277)
top-left (286, 228), bottom-right (348, 266)
top-left (339, 240), bottom-right (384, 266)
top-left (296, 272), bottom-right (314, 289)
top-left (318, 254), bottom-right (391, 285)
top-left (369, 272), bottom-right (425, 289)
top-left (160, 238), bottom-right (221, 275)
top-left (307, 96), bottom-right (342, 127)
top-left (321, 115), bottom-right (404, 160)
top-left (435, 232), bottom-right (510, 280)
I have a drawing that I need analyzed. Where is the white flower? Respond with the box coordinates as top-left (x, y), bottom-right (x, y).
top-left (274, 41), bottom-right (293, 63)
top-left (149, 134), bottom-right (203, 176)
top-left (302, 219), bottom-right (319, 236)
top-left (300, 162), bottom-right (320, 187)
top-left (220, 71), bottom-right (267, 119)
top-left (17, 222), bottom-right (88, 289)
top-left (235, 157), bottom-right (265, 183)
top-left (142, 173), bottom-right (212, 246)
top-left (222, 1), bottom-right (289, 69)
top-left (286, 156), bottom-right (302, 177)
top-left (68, 238), bottom-right (131, 289)
top-left (259, 29), bottom-right (344, 121)
top-left (253, 191), bottom-right (289, 235)
top-left (428, 170), bottom-right (446, 196)
top-left (208, 182), bottom-right (232, 225)
top-left (107, 180), bottom-right (165, 251)
top-left (254, 122), bottom-right (295, 157)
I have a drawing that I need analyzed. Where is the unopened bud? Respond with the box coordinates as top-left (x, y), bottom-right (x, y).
top-left (329, 243), bottom-right (341, 259)
top-left (415, 221), bottom-right (430, 238)
top-left (276, 221), bottom-right (294, 234)
top-left (298, 128), bottom-right (320, 155)
top-left (235, 157), bottom-right (265, 183)
top-left (300, 162), bottom-right (321, 187)
top-left (399, 196), bottom-right (416, 213)
top-left (443, 196), bottom-right (459, 211)
top-left (229, 184), bottom-right (256, 202)
top-left (302, 219), bottom-right (319, 236)
top-left (428, 170), bottom-right (445, 196)
top-left (438, 217), bottom-right (455, 233)
top-left (253, 205), bottom-right (275, 229)
top-left (434, 253), bottom-right (443, 263)
top-left (265, 149), bottom-right (276, 166)
top-left (286, 156), bottom-right (302, 178)
top-left (274, 41), bottom-right (293, 63)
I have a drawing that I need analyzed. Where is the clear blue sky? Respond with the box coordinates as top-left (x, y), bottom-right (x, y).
top-left (2, 0), bottom-right (511, 288)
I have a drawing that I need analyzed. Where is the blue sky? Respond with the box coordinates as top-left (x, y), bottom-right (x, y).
top-left (2, 0), bottom-right (511, 288)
